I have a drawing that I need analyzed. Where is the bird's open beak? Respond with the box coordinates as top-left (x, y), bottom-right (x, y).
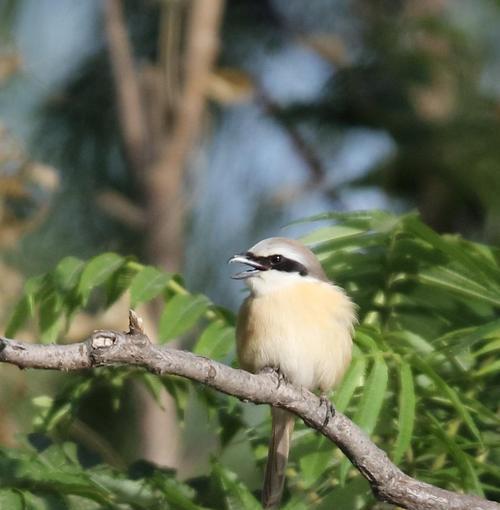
top-left (228, 254), bottom-right (267, 279)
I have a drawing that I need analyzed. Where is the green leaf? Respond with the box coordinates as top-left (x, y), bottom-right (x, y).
top-left (5, 294), bottom-right (32, 337)
top-left (413, 357), bottom-right (482, 442)
top-left (473, 337), bottom-right (500, 357)
top-left (316, 476), bottom-right (372, 510)
top-left (23, 492), bottom-right (70, 510)
top-left (156, 477), bottom-right (204, 510)
top-left (416, 267), bottom-right (500, 308)
top-left (404, 215), bottom-right (500, 290)
top-left (130, 266), bottom-right (172, 307)
top-left (334, 355), bottom-right (366, 413)
top-left (299, 445), bottom-right (331, 488)
top-left (65, 494), bottom-right (103, 510)
top-left (5, 275), bottom-right (46, 336)
top-left (159, 294), bottom-right (210, 342)
top-left (54, 257), bottom-right (85, 291)
top-left (339, 355), bottom-right (388, 483)
top-left (393, 361), bottom-right (416, 464)
top-left (105, 263), bottom-right (137, 306)
top-left (300, 225), bottom-right (363, 245)
top-left (427, 413), bottom-right (484, 495)
top-left (475, 359), bottom-right (500, 377)
top-left (32, 395), bottom-right (53, 408)
top-left (214, 464), bottom-right (260, 510)
top-left (39, 292), bottom-right (64, 343)
top-left (88, 472), bottom-right (158, 506)
top-left (194, 320), bottom-right (235, 360)
top-left (0, 489), bottom-right (24, 509)
top-left (353, 355), bottom-right (388, 435)
top-left (77, 253), bottom-right (124, 303)
top-left (38, 403), bottom-right (72, 431)
top-left (282, 498), bottom-right (310, 510)
top-left (353, 328), bottom-right (382, 352)
top-left (389, 330), bottom-right (434, 356)
top-left (435, 319), bottom-right (500, 354)
top-left (291, 209), bottom-right (396, 230)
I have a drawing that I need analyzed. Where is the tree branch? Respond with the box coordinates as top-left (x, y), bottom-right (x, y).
top-left (146, 0), bottom-right (225, 271)
top-left (0, 312), bottom-right (498, 510)
top-left (104, 0), bottom-right (150, 175)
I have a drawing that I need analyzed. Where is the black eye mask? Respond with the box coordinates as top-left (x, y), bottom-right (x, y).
top-left (245, 252), bottom-right (308, 277)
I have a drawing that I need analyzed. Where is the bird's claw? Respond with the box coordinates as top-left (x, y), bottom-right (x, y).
top-left (259, 366), bottom-right (287, 389)
top-left (319, 394), bottom-right (335, 431)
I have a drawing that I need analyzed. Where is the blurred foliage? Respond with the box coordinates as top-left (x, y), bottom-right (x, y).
top-left (1, 211), bottom-right (500, 508)
top-left (1, 0), bottom-right (497, 279)
top-left (0, 123), bottom-right (59, 249)
top-left (282, 1), bottom-right (500, 237)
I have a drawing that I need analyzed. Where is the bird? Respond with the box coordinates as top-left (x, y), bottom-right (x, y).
top-left (229, 237), bottom-right (356, 509)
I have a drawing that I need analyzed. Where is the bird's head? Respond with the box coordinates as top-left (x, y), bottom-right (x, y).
top-left (228, 237), bottom-right (328, 295)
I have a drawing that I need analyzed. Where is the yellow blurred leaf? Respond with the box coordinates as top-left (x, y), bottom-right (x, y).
top-left (208, 67), bottom-right (255, 104)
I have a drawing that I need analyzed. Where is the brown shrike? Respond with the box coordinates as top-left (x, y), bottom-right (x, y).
top-left (229, 237), bottom-right (356, 509)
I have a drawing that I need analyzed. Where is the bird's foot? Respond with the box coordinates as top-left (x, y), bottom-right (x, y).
top-left (259, 366), bottom-right (287, 389)
top-left (319, 393), bottom-right (336, 432)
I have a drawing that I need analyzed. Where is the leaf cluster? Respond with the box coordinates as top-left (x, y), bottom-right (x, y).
top-left (1, 211), bottom-right (500, 508)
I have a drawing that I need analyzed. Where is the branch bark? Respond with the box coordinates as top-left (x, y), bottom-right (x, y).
top-left (0, 312), bottom-right (498, 510)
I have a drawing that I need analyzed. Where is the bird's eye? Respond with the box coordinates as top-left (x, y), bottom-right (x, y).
top-left (270, 255), bottom-right (282, 265)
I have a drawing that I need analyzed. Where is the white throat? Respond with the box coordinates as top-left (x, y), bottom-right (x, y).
top-left (246, 270), bottom-right (317, 297)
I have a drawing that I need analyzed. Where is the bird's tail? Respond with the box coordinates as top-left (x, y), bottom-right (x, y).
top-left (262, 408), bottom-right (295, 509)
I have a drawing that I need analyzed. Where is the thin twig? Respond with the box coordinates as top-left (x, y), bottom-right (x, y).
top-left (257, 86), bottom-right (325, 186)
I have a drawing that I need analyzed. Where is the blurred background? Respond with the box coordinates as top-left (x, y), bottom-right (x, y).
top-left (0, 0), bottom-right (499, 483)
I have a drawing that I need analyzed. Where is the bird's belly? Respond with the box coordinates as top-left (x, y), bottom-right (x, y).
top-left (236, 285), bottom-right (353, 391)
